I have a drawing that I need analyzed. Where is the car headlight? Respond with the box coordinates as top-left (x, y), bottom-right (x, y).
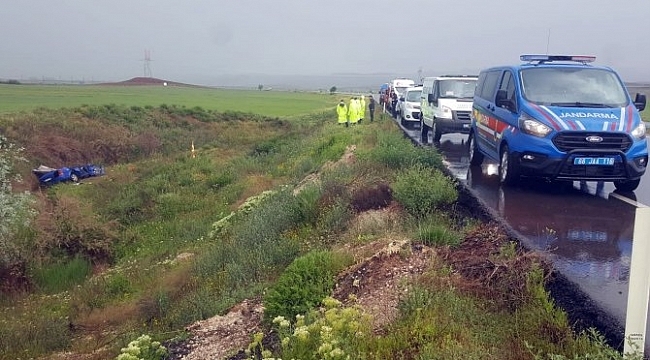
top-left (631, 121), bottom-right (647, 140)
top-left (518, 113), bottom-right (552, 137)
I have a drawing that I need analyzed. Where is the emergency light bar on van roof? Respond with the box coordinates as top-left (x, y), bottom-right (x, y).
top-left (441, 74), bottom-right (478, 78)
top-left (520, 54), bottom-right (596, 63)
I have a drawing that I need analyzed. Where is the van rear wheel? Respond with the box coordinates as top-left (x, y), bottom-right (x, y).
top-left (499, 144), bottom-right (519, 186)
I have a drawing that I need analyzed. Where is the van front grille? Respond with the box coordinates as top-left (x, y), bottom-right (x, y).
top-left (552, 132), bottom-right (632, 152)
top-left (453, 111), bottom-right (471, 121)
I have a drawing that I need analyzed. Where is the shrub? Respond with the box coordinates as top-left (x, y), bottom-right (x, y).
top-left (360, 130), bottom-right (442, 170)
top-left (0, 307), bottom-right (71, 357)
top-left (263, 251), bottom-right (351, 323)
top-left (392, 165), bottom-right (457, 219)
top-left (46, 196), bottom-right (117, 263)
top-left (0, 135), bottom-right (36, 290)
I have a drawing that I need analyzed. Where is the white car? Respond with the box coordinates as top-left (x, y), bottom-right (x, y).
top-left (397, 86), bottom-right (423, 128)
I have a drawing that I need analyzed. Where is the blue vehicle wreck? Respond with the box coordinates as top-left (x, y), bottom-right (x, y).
top-left (33, 164), bottom-right (105, 186)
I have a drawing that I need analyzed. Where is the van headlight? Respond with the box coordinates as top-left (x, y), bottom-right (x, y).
top-left (631, 122), bottom-right (646, 140)
top-left (441, 105), bottom-right (452, 119)
top-left (519, 113), bottom-right (552, 137)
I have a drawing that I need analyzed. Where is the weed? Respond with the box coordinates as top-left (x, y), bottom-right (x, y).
top-left (498, 241), bottom-right (518, 260)
top-left (398, 286), bottom-right (434, 317)
top-left (32, 256), bottom-right (92, 293)
top-left (416, 217), bottom-right (462, 247)
top-left (392, 165), bottom-right (458, 219)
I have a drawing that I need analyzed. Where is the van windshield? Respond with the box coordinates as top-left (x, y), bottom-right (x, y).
top-left (395, 87), bottom-right (409, 95)
top-left (406, 90), bottom-right (421, 102)
top-left (438, 80), bottom-right (476, 99)
top-left (520, 67), bottom-right (628, 108)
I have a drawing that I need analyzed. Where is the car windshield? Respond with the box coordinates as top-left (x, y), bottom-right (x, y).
top-left (438, 80), bottom-right (476, 99)
top-left (520, 67), bottom-right (628, 107)
top-left (406, 90), bottom-right (421, 102)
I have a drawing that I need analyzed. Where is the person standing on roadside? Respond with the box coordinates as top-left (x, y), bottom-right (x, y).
top-left (359, 95), bottom-right (366, 122)
top-left (336, 99), bottom-right (348, 127)
top-left (348, 96), bottom-right (359, 125)
top-left (390, 91), bottom-right (398, 118)
top-left (368, 95), bottom-right (376, 122)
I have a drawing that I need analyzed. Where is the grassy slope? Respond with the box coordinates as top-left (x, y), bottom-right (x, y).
top-left (0, 86), bottom-right (634, 360)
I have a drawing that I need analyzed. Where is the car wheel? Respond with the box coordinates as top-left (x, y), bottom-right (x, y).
top-left (420, 120), bottom-right (429, 144)
top-left (70, 174), bottom-right (79, 183)
top-left (468, 132), bottom-right (484, 166)
top-left (400, 115), bottom-right (407, 127)
top-left (432, 120), bottom-right (442, 142)
top-left (614, 178), bottom-right (640, 192)
top-left (499, 144), bottom-right (519, 186)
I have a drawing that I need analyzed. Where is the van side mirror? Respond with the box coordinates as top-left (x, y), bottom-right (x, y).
top-left (399, 97), bottom-right (405, 102)
top-left (427, 93), bottom-right (434, 104)
top-left (495, 89), bottom-right (515, 112)
top-left (634, 93), bottom-right (646, 112)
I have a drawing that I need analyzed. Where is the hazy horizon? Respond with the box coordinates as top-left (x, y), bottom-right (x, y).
top-left (3, 0), bottom-right (649, 88)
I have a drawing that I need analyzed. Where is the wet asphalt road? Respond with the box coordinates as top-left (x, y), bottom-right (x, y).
top-left (389, 112), bottom-right (649, 351)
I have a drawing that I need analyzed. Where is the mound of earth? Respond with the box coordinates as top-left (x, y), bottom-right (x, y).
top-left (166, 220), bottom-right (532, 359)
top-left (101, 77), bottom-right (198, 87)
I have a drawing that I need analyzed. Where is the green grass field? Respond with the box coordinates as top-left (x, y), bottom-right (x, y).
top-left (0, 84), bottom-right (339, 117)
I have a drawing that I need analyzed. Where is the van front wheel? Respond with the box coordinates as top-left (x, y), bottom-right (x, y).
top-left (432, 119), bottom-right (442, 142)
top-left (614, 178), bottom-right (640, 192)
top-left (468, 132), bottom-right (484, 166)
top-left (499, 145), bottom-right (519, 186)
top-left (421, 120), bottom-right (430, 144)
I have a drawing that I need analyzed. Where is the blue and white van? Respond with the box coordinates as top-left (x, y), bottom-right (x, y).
top-left (469, 55), bottom-right (647, 191)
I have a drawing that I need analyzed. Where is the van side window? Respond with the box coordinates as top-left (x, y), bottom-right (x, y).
top-left (475, 72), bottom-right (487, 98)
top-left (499, 71), bottom-right (517, 105)
top-left (479, 70), bottom-right (501, 101)
top-left (431, 81), bottom-right (439, 104)
top-left (422, 81), bottom-right (433, 102)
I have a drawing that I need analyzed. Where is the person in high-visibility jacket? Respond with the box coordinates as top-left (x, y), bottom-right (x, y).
top-left (348, 96), bottom-right (359, 125)
top-left (336, 99), bottom-right (348, 127)
top-left (359, 95), bottom-right (366, 123)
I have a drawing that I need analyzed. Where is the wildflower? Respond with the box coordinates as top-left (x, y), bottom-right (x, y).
top-left (293, 325), bottom-right (310, 341)
top-left (322, 297), bottom-right (341, 309)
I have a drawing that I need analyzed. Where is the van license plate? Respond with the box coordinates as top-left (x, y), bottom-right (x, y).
top-left (573, 157), bottom-right (615, 166)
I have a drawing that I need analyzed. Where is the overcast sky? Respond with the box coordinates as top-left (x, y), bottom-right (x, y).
top-left (2, 0), bottom-right (649, 85)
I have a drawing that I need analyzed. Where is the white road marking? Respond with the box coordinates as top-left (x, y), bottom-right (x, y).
top-left (610, 192), bottom-right (648, 208)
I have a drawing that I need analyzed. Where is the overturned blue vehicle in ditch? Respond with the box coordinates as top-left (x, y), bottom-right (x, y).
top-left (33, 164), bottom-right (105, 186)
